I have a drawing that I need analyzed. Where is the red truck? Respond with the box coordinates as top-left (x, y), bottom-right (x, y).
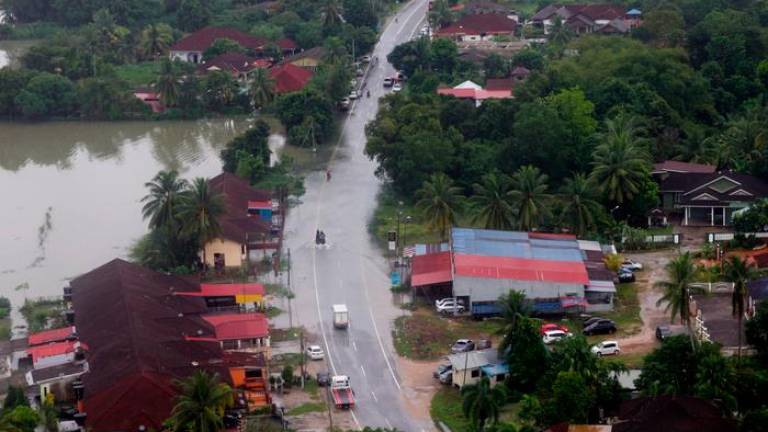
top-left (330, 375), bottom-right (355, 409)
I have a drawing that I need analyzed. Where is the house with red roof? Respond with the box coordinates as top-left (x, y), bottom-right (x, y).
top-left (530, 4), bottom-right (638, 35)
top-left (437, 80), bottom-right (513, 106)
top-left (197, 52), bottom-right (271, 81)
top-left (170, 26), bottom-right (297, 64)
top-left (204, 173), bottom-right (281, 270)
top-left (269, 63), bottom-right (314, 94)
top-left (435, 13), bottom-right (518, 42)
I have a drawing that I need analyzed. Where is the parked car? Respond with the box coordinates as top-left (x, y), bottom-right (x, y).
top-left (360, 55), bottom-right (372, 63)
top-left (317, 372), bottom-right (330, 386)
top-left (591, 340), bottom-right (621, 356)
top-left (433, 363), bottom-right (451, 379)
top-left (349, 90), bottom-right (359, 100)
top-left (583, 319), bottom-right (617, 335)
top-left (476, 339), bottom-right (492, 350)
top-left (392, 83), bottom-right (403, 92)
top-left (540, 323), bottom-right (570, 335)
top-left (383, 77), bottom-right (394, 87)
top-left (618, 269), bottom-right (635, 283)
top-left (438, 370), bottom-right (453, 385)
top-left (656, 324), bottom-right (688, 340)
top-left (306, 345), bottom-right (324, 360)
top-left (339, 97), bottom-right (351, 110)
top-left (437, 303), bottom-right (465, 314)
top-left (450, 339), bottom-right (475, 353)
top-left (621, 259), bottom-right (643, 271)
top-left (582, 316), bottom-right (605, 327)
top-left (542, 329), bottom-right (571, 344)
top-left (435, 297), bottom-right (464, 308)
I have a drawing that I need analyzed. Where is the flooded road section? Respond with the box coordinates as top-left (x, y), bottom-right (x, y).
top-left (0, 119), bottom-right (253, 315)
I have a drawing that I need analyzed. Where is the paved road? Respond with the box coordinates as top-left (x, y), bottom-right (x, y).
top-left (281, 1), bottom-right (430, 430)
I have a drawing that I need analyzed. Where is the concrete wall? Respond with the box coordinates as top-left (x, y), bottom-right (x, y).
top-left (453, 276), bottom-right (585, 302)
top-left (203, 238), bottom-right (246, 267)
top-left (170, 50), bottom-right (202, 63)
top-left (452, 367), bottom-right (506, 389)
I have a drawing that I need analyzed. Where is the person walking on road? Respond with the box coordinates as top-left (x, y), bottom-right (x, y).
top-left (326, 169), bottom-right (332, 181)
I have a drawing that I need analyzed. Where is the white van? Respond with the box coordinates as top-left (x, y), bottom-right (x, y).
top-left (332, 304), bottom-right (349, 329)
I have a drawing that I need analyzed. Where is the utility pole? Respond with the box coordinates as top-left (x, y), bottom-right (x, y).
top-left (287, 248), bottom-right (293, 329)
top-left (299, 328), bottom-right (305, 389)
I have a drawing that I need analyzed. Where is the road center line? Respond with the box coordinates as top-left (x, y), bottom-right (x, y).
top-left (360, 365), bottom-right (367, 377)
top-left (371, 390), bottom-right (379, 402)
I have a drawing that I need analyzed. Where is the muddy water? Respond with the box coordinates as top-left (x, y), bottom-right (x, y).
top-left (0, 119), bottom-right (265, 327)
top-left (0, 39), bottom-right (37, 69)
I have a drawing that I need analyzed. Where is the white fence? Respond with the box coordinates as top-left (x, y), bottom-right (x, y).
top-left (621, 233), bottom-right (680, 244)
top-left (689, 282), bottom-right (734, 293)
top-left (693, 314), bottom-right (712, 344)
top-left (707, 232), bottom-right (768, 243)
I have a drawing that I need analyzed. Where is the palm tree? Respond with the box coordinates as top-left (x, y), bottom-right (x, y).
top-left (416, 173), bottom-right (464, 240)
top-left (321, 0), bottom-right (343, 31)
top-left (170, 371), bottom-right (233, 432)
top-left (496, 290), bottom-right (530, 355)
top-left (178, 178), bottom-right (226, 262)
top-left (655, 252), bottom-right (704, 337)
top-left (589, 115), bottom-right (651, 205)
top-left (471, 172), bottom-right (515, 230)
top-left (139, 23), bottom-right (174, 59)
top-left (723, 255), bottom-right (758, 360)
top-left (548, 16), bottom-right (574, 46)
top-left (429, 0), bottom-right (454, 29)
top-left (323, 37), bottom-right (348, 66)
top-left (559, 173), bottom-right (601, 236)
top-left (508, 165), bottom-right (550, 231)
top-left (249, 68), bottom-right (276, 110)
top-left (0, 418), bottom-right (20, 432)
top-left (141, 170), bottom-right (189, 230)
top-left (462, 377), bottom-right (508, 431)
top-left (156, 57), bottom-right (181, 107)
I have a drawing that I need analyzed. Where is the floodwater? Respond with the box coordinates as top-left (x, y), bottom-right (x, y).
top-left (0, 39), bottom-right (37, 69)
top-left (0, 119), bottom-right (263, 326)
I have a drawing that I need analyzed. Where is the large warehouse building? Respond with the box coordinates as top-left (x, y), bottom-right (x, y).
top-left (411, 228), bottom-right (616, 315)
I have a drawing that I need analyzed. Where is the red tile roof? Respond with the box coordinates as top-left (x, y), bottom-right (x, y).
top-left (435, 14), bottom-right (517, 37)
top-left (453, 254), bottom-right (589, 284)
top-left (412, 251), bottom-right (453, 287)
top-left (652, 160), bottom-right (716, 174)
top-left (26, 340), bottom-right (81, 362)
top-left (197, 52), bottom-right (264, 75)
top-left (171, 27), bottom-right (296, 54)
top-left (28, 326), bottom-right (76, 346)
top-left (203, 313), bottom-right (269, 340)
top-left (210, 173), bottom-right (274, 242)
top-left (269, 63), bottom-right (314, 93)
top-left (437, 87), bottom-right (513, 101)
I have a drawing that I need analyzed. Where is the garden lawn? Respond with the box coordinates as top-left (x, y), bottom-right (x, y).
top-left (599, 282), bottom-right (642, 338)
top-left (115, 62), bottom-right (161, 87)
top-left (287, 401), bottom-right (326, 416)
top-left (431, 387), bottom-right (471, 432)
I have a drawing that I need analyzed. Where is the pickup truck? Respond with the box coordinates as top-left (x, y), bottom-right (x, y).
top-left (330, 375), bottom-right (355, 409)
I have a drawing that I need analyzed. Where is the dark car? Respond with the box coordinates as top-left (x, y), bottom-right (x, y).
top-left (582, 316), bottom-right (605, 327)
top-left (656, 325), bottom-right (688, 340)
top-left (583, 319), bottom-right (617, 335)
top-left (317, 372), bottom-right (330, 387)
top-left (618, 270), bottom-right (635, 283)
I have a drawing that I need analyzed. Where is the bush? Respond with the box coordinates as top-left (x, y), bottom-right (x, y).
top-left (282, 365), bottom-right (294, 388)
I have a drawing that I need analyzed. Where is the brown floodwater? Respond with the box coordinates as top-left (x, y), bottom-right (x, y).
top-left (0, 118), bottom-right (260, 330)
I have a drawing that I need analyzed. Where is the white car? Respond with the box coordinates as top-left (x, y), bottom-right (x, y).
top-left (360, 55), bottom-right (372, 63)
top-left (306, 345), bottom-right (325, 360)
top-left (591, 340), bottom-right (621, 357)
top-left (392, 83), bottom-right (402, 92)
top-left (349, 90), bottom-right (359, 100)
top-left (436, 302), bottom-right (465, 314)
top-left (542, 329), bottom-right (571, 344)
top-left (621, 260), bottom-right (643, 271)
top-left (435, 298), bottom-right (462, 307)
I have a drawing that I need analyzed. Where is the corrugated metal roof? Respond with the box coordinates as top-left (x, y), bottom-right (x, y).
top-left (412, 251), bottom-right (453, 287)
top-left (454, 254), bottom-right (589, 284)
top-left (448, 349), bottom-right (498, 370)
top-left (586, 280), bottom-right (616, 293)
top-left (414, 243), bottom-right (450, 256)
top-left (451, 228), bottom-right (583, 261)
top-left (578, 240), bottom-right (602, 251)
top-left (28, 326), bottom-right (76, 346)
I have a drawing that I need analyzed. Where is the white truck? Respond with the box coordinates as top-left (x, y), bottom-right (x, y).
top-left (330, 375), bottom-right (355, 409)
top-left (332, 304), bottom-right (349, 329)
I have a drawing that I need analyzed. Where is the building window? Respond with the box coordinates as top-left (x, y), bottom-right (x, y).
top-left (471, 369), bottom-right (480, 378)
top-left (222, 340), bottom-right (238, 350)
top-left (214, 253), bottom-right (225, 270)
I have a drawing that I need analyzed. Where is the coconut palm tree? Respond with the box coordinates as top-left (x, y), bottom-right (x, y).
top-left (508, 165), bottom-right (550, 231)
top-left (548, 16), bottom-right (574, 46)
top-left (723, 255), bottom-right (758, 360)
top-left (139, 23), bottom-right (174, 59)
top-left (170, 371), bottom-right (233, 432)
top-left (589, 115), bottom-right (651, 205)
top-left (0, 418), bottom-right (20, 432)
top-left (321, 0), bottom-right (343, 32)
top-left (429, 0), bottom-right (454, 29)
top-left (416, 173), bottom-right (464, 240)
top-left (496, 290), bottom-right (530, 355)
top-left (559, 173), bottom-right (601, 237)
top-left (471, 172), bottom-right (515, 230)
top-left (655, 252), bottom-right (705, 336)
top-left (141, 170), bottom-right (189, 230)
top-left (323, 37), bottom-right (348, 66)
top-left (462, 377), bottom-right (508, 431)
top-left (156, 57), bottom-right (181, 107)
top-left (178, 178), bottom-right (226, 262)
top-left (249, 68), bottom-right (276, 110)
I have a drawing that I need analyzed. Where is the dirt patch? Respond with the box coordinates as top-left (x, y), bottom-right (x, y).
top-left (397, 356), bottom-right (442, 431)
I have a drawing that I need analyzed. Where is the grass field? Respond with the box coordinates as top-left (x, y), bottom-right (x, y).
top-left (115, 62), bottom-right (160, 87)
top-left (287, 401), bottom-right (326, 416)
top-left (431, 387), bottom-right (472, 432)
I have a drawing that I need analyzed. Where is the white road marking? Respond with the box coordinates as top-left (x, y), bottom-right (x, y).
top-left (371, 390), bottom-right (379, 402)
top-left (352, 341), bottom-right (358, 351)
top-left (396, 1), bottom-right (424, 37)
top-left (360, 365), bottom-right (367, 377)
top-left (385, 418), bottom-right (393, 429)
top-left (359, 256), bottom-right (402, 390)
top-left (351, 410), bottom-right (362, 429)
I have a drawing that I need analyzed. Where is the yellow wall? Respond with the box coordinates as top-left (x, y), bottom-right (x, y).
top-left (290, 58), bottom-right (320, 68)
top-left (203, 238), bottom-right (245, 267)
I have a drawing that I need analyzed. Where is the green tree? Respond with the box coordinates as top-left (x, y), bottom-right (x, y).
top-left (323, 36), bottom-right (348, 66)
top-left (636, 336), bottom-right (722, 396)
top-left (321, 0), bottom-right (343, 34)
top-left (141, 170), bottom-right (189, 231)
top-left (471, 172), bottom-right (515, 230)
top-left (178, 178), bottom-right (226, 261)
top-left (203, 38), bottom-right (244, 60)
top-left (559, 173), bottom-right (601, 236)
top-left (249, 68), bottom-right (276, 109)
top-left (156, 58), bottom-right (181, 107)
top-left (693, 353), bottom-right (737, 412)
top-left (3, 386), bottom-right (29, 410)
top-left (496, 290), bottom-right (530, 355)
top-left (14, 72), bottom-right (77, 119)
top-left (0, 417), bottom-right (21, 432)
top-left (654, 252), bottom-right (704, 332)
top-left (548, 371), bottom-right (594, 424)
top-left (483, 53), bottom-right (509, 79)
top-left (0, 68), bottom-right (35, 117)
top-left (641, 7), bottom-right (685, 48)
top-left (589, 115), bottom-right (651, 204)
top-left (221, 121), bottom-right (272, 173)
top-left (747, 302), bottom-right (768, 365)
top-left (548, 16), bottom-right (574, 47)
top-left (724, 255), bottom-right (758, 360)
top-left (203, 70), bottom-right (240, 111)
top-left (428, 0), bottom-right (453, 28)
top-left (177, 0), bottom-right (211, 32)
top-left (461, 377), bottom-right (508, 431)
top-left (508, 165), bottom-right (550, 231)
top-left (37, 401), bottom-right (59, 432)
top-left (4, 406), bottom-right (39, 432)
top-left (416, 173), bottom-right (464, 240)
top-left (504, 318), bottom-right (549, 392)
top-left (170, 371), bottom-right (233, 432)
top-left (139, 23), bottom-right (174, 59)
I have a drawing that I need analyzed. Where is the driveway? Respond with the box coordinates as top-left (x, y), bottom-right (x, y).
top-left (279, 1), bottom-right (433, 430)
